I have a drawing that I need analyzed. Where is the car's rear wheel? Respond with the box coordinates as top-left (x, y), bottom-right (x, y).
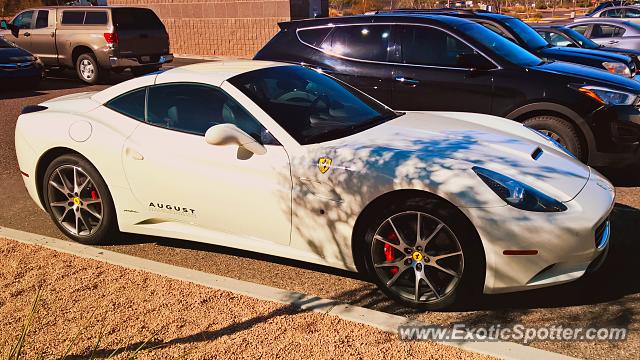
top-left (361, 196), bottom-right (483, 310)
top-left (43, 154), bottom-right (117, 245)
top-left (76, 53), bottom-right (103, 85)
top-left (523, 115), bottom-right (585, 161)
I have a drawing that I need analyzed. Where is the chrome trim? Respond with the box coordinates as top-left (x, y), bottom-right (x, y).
top-left (295, 22), bottom-right (502, 71)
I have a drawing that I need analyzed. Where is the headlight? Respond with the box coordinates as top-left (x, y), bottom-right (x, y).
top-left (472, 167), bottom-right (567, 212)
top-left (527, 127), bottom-right (576, 158)
top-left (577, 85), bottom-right (637, 105)
top-left (602, 61), bottom-right (631, 77)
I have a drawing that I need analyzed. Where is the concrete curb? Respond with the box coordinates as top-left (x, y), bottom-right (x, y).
top-left (0, 226), bottom-right (577, 360)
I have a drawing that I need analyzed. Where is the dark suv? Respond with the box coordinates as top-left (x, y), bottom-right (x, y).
top-left (255, 13), bottom-right (640, 166)
top-left (387, 9), bottom-right (638, 78)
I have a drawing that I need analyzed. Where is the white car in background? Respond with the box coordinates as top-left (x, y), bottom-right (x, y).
top-left (15, 61), bottom-right (614, 309)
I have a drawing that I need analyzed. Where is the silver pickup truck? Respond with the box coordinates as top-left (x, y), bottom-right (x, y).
top-left (0, 6), bottom-right (173, 84)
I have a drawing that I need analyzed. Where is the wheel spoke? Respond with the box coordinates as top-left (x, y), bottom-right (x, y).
top-left (414, 269), bottom-right (421, 301)
top-left (432, 251), bottom-right (462, 261)
top-left (73, 166), bottom-right (78, 193)
top-left (78, 177), bottom-right (90, 193)
top-left (420, 271), bottom-right (441, 299)
top-left (58, 207), bottom-right (70, 222)
top-left (386, 264), bottom-right (410, 287)
top-left (374, 257), bottom-right (408, 268)
top-left (428, 262), bottom-right (460, 278)
top-left (49, 200), bottom-right (68, 208)
top-left (83, 199), bottom-right (102, 206)
top-left (74, 211), bottom-right (80, 235)
top-left (419, 223), bottom-right (443, 250)
top-left (78, 210), bottom-right (91, 233)
top-left (83, 206), bottom-right (102, 220)
top-left (373, 235), bottom-right (403, 253)
top-left (416, 213), bottom-right (421, 247)
top-left (57, 169), bottom-right (72, 194)
top-left (388, 218), bottom-right (409, 249)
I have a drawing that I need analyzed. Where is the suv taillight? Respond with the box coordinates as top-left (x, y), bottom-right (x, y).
top-left (104, 32), bottom-right (118, 45)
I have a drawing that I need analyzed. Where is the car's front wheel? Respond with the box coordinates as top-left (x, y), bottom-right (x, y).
top-left (361, 196), bottom-right (484, 310)
top-left (523, 115), bottom-right (585, 161)
top-left (42, 154), bottom-right (117, 245)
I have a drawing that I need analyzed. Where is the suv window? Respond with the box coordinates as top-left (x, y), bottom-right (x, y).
top-left (13, 11), bottom-right (34, 29)
top-left (321, 25), bottom-right (391, 62)
top-left (400, 25), bottom-right (476, 67)
top-left (591, 24), bottom-right (626, 38)
top-left (61, 11), bottom-right (85, 25)
top-left (146, 83), bottom-right (265, 140)
top-left (84, 12), bottom-right (108, 25)
top-left (105, 88), bottom-right (147, 122)
top-left (298, 27), bottom-right (333, 48)
top-left (35, 10), bottom-right (48, 29)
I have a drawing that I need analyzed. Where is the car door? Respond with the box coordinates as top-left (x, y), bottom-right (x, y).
top-left (300, 24), bottom-right (394, 105)
top-left (391, 24), bottom-right (493, 113)
top-left (28, 9), bottom-right (58, 65)
top-left (4, 10), bottom-right (35, 49)
top-left (121, 83), bottom-right (293, 245)
top-left (588, 23), bottom-right (627, 47)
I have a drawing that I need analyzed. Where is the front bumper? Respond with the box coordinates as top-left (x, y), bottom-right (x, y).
top-left (460, 167), bottom-right (614, 294)
top-left (588, 105), bottom-right (640, 166)
top-left (0, 60), bottom-right (44, 79)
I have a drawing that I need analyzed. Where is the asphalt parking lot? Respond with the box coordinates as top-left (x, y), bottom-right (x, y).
top-left (1, 59), bottom-right (640, 359)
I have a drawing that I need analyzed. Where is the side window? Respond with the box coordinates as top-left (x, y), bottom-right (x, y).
top-left (321, 25), bottom-right (391, 62)
top-left (61, 11), bottom-right (85, 25)
top-left (547, 32), bottom-right (572, 47)
top-left (591, 24), bottom-right (626, 38)
top-left (13, 11), bottom-right (34, 29)
top-left (625, 8), bottom-right (640, 17)
top-left (146, 84), bottom-right (267, 141)
top-left (570, 25), bottom-right (589, 35)
top-left (602, 8), bottom-right (623, 17)
top-left (84, 12), bottom-right (108, 25)
top-left (105, 88), bottom-right (147, 122)
top-left (400, 25), bottom-right (477, 68)
top-left (297, 27), bottom-right (333, 47)
top-left (35, 10), bottom-right (49, 29)
top-left (481, 23), bottom-right (510, 37)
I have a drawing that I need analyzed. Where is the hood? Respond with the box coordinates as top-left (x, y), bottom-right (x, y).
top-left (539, 46), bottom-right (633, 64)
top-left (0, 46), bottom-right (32, 62)
top-left (596, 46), bottom-right (640, 57)
top-left (531, 60), bottom-right (640, 92)
top-left (307, 112), bottom-right (590, 204)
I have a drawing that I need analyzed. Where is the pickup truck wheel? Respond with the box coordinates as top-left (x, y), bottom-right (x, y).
top-left (76, 53), bottom-right (102, 85)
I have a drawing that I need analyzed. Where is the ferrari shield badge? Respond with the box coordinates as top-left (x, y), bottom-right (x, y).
top-left (318, 157), bottom-right (332, 174)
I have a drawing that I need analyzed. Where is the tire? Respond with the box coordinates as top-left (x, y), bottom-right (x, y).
top-left (359, 195), bottom-right (484, 310)
top-left (75, 53), bottom-right (103, 85)
top-left (522, 115), bottom-right (585, 161)
top-left (42, 154), bottom-right (117, 245)
top-left (131, 65), bottom-right (161, 77)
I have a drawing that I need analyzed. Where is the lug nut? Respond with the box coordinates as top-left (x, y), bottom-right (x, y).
top-left (416, 263), bottom-right (423, 271)
top-left (416, 246), bottom-right (423, 252)
top-left (405, 248), bottom-right (413, 254)
top-left (404, 258), bottom-right (412, 266)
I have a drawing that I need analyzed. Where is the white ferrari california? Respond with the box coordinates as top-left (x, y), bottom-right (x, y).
top-left (15, 60), bottom-right (614, 309)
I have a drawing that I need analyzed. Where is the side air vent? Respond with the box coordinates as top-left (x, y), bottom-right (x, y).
top-left (531, 147), bottom-right (543, 160)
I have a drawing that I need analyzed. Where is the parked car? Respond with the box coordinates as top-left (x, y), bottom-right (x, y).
top-left (585, 1), bottom-right (638, 16)
top-left (393, 9), bottom-right (638, 78)
top-left (0, 36), bottom-right (43, 88)
top-left (535, 25), bottom-right (640, 68)
top-left (566, 19), bottom-right (640, 51)
top-left (579, 5), bottom-right (640, 22)
top-left (0, 6), bottom-right (173, 84)
top-left (255, 13), bottom-right (640, 166)
top-left (15, 60), bottom-right (614, 309)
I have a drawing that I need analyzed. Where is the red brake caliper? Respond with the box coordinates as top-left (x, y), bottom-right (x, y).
top-left (384, 232), bottom-right (398, 275)
top-left (91, 191), bottom-right (98, 200)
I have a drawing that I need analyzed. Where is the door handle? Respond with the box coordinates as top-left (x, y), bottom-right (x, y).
top-left (394, 76), bottom-right (420, 86)
top-left (608, 40), bottom-right (619, 44)
top-left (125, 147), bottom-right (144, 160)
top-left (23, 32), bottom-right (30, 37)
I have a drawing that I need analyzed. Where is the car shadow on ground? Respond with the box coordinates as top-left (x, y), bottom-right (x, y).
top-left (598, 162), bottom-right (640, 187)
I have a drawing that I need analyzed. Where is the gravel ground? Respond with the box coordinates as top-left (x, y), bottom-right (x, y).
top-left (0, 238), bottom-right (492, 360)
top-left (1, 65), bottom-right (640, 359)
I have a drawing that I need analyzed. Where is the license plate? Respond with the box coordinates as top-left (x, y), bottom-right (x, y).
top-left (141, 56), bottom-right (150, 62)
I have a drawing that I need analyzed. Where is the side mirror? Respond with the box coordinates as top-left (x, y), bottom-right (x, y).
top-left (0, 20), bottom-right (7, 30)
top-left (457, 52), bottom-right (494, 71)
top-left (204, 123), bottom-right (267, 155)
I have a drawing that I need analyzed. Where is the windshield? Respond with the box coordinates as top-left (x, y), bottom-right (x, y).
top-left (229, 66), bottom-right (400, 145)
top-left (0, 38), bottom-right (14, 48)
top-left (502, 18), bottom-right (550, 50)
top-left (457, 23), bottom-right (543, 67)
top-left (562, 27), bottom-right (601, 49)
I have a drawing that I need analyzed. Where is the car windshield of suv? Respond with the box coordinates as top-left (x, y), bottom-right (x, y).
top-left (457, 22), bottom-right (543, 67)
top-left (562, 27), bottom-right (601, 49)
top-left (502, 18), bottom-right (550, 50)
top-left (229, 66), bottom-right (400, 145)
